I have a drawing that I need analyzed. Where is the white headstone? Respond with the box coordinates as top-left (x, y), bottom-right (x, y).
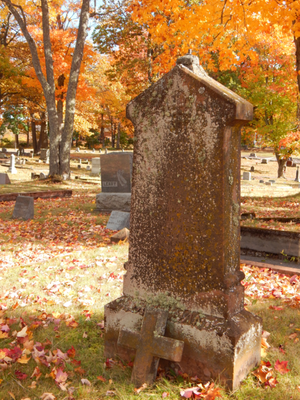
top-left (243, 171), bottom-right (251, 180)
top-left (8, 154), bottom-right (17, 174)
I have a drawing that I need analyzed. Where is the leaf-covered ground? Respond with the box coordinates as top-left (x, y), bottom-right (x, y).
top-left (0, 187), bottom-right (300, 399)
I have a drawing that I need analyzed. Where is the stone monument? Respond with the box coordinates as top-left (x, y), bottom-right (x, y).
top-left (8, 154), bottom-right (16, 174)
top-left (104, 53), bottom-right (262, 390)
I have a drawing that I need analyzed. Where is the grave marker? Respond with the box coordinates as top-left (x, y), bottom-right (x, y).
top-left (106, 210), bottom-right (130, 230)
top-left (12, 196), bottom-right (34, 220)
top-left (0, 173), bottom-right (11, 184)
top-left (104, 52), bottom-right (262, 390)
top-left (8, 154), bottom-right (16, 174)
top-left (243, 171), bottom-right (251, 180)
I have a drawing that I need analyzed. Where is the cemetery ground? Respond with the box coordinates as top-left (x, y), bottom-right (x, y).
top-left (0, 151), bottom-right (300, 399)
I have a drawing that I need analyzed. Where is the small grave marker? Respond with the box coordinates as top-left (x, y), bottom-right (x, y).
top-left (118, 308), bottom-right (184, 388)
top-left (250, 166), bottom-right (255, 172)
top-left (261, 159), bottom-right (268, 164)
top-left (0, 173), bottom-right (11, 184)
top-left (243, 172), bottom-right (251, 180)
top-left (106, 211), bottom-right (130, 230)
top-left (12, 196), bottom-right (34, 220)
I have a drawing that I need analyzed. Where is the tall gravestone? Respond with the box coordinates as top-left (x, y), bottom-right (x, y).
top-left (95, 153), bottom-right (132, 212)
top-left (104, 53), bottom-right (262, 390)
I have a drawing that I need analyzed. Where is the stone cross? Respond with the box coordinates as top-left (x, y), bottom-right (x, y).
top-left (8, 154), bottom-right (16, 174)
top-left (104, 53), bottom-right (262, 390)
top-left (118, 309), bottom-right (184, 388)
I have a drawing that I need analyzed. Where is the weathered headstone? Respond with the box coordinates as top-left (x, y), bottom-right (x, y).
top-left (40, 148), bottom-right (49, 161)
top-left (0, 173), bottom-right (11, 184)
top-left (106, 210), bottom-right (130, 230)
top-left (243, 171), bottom-right (251, 180)
top-left (12, 196), bottom-right (34, 220)
top-left (104, 53), bottom-right (262, 390)
top-left (259, 180), bottom-right (264, 183)
top-left (250, 166), bottom-right (255, 172)
top-left (261, 159), bottom-right (268, 164)
top-left (105, 148), bottom-right (108, 154)
top-left (249, 153), bottom-right (256, 157)
top-left (2, 148), bottom-right (7, 153)
top-left (8, 154), bottom-right (16, 174)
top-left (91, 157), bottom-right (101, 176)
top-left (76, 147), bottom-right (80, 152)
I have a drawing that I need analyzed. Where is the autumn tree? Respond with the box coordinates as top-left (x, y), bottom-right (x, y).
top-left (0, 0), bottom-right (90, 179)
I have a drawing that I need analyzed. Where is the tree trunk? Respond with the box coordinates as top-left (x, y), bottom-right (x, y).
top-left (31, 114), bottom-right (38, 153)
top-left (15, 134), bottom-right (19, 148)
top-left (275, 152), bottom-right (287, 178)
top-left (116, 122), bottom-right (120, 149)
top-left (38, 112), bottom-right (48, 150)
top-left (294, 36), bottom-right (300, 125)
top-left (2, 0), bottom-right (90, 179)
top-left (60, 0), bottom-right (90, 178)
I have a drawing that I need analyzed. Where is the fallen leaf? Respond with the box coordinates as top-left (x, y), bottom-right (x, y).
top-left (81, 378), bottom-right (91, 386)
top-left (17, 326), bottom-right (28, 338)
top-left (97, 375), bottom-right (106, 382)
top-left (134, 383), bottom-right (147, 394)
top-left (17, 355), bottom-right (31, 364)
top-left (274, 360), bottom-right (290, 374)
top-left (15, 370), bottom-right (28, 380)
top-left (40, 394), bottom-right (56, 400)
top-left (162, 392), bottom-right (169, 398)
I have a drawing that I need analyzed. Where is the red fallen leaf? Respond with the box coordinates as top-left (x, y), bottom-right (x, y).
top-left (74, 367), bottom-right (86, 375)
top-left (8, 346), bottom-right (22, 362)
top-left (261, 360), bottom-right (272, 367)
top-left (274, 360), bottom-right (290, 374)
top-left (67, 346), bottom-right (76, 358)
top-left (269, 306), bottom-right (283, 311)
top-left (105, 358), bottom-right (114, 369)
top-left (265, 377), bottom-right (279, 388)
top-left (97, 375), bottom-right (106, 382)
top-left (15, 370), bottom-right (28, 380)
top-left (71, 359), bottom-right (81, 366)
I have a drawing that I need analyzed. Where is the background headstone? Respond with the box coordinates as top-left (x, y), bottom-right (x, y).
top-left (105, 53), bottom-right (262, 390)
top-left (106, 211), bottom-right (130, 230)
top-left (12, 196), bottom-right (34, 220)
top-left (0, 173), bottom-right (11, 184)
top-left (243, 171), bottom-right (251, 180)
top-left (100, 153), bottom-right (132, 193)
top-left (91, 157), bottom-right (101, 175)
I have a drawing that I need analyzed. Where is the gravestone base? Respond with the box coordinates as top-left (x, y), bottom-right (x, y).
top-left (104, 296), bottom-right (262, 390)
top-left (96, 193), bottom-right (131, 212)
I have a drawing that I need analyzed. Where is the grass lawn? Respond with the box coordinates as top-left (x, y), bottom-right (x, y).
top-left (0, 156), bottom-right (299, 399)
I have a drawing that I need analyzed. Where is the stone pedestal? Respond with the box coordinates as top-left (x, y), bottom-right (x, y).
top-left (104, 53), bottom-right (262, 390)
top-left (96, 193), bottom-right (131, 212)
top-left (105, 297), bottom-right (261, 390)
